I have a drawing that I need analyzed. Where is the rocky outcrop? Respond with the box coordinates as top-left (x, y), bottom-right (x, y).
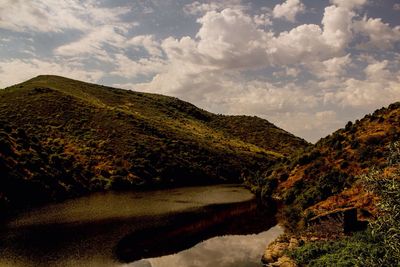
top-left (261, 235), bottom-right (298, 267)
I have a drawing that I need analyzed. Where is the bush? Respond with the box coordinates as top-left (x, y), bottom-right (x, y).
top-left (281, 205), bottom-right (302, 231)
top-left (289, 142), bottom-right (400, 267)
top-left (358, 142), bottom-right (400, 266)
top-left (290, 231), bottom-right (384, 267)
top-left (261, 177), bottom-right (278, 198)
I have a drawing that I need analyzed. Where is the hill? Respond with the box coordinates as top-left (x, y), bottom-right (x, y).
top-left (260, 102), bottom-right (400, 230)
top-left (0, 75), bottom-right (308, 214)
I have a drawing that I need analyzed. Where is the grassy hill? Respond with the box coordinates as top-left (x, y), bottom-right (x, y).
top-left (260, 102), bottom-right (400, 230)
top-left (0, 75), bottom-right (308, 214)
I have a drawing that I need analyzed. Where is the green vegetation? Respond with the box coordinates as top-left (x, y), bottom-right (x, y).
top-left (289, 231), bottom-right (383, 267)
top-left (0, 126), bottom-right (87, 214)
top-left (0, 75), bottom-right (308, 215)
top-left (358, 142), bottom-right (400, 266)
top-left (287, 142), bottom-right (400, 266)
top-left (261, 102), bottom-right (400, 230)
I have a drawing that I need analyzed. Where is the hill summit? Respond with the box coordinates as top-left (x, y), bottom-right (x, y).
top-left (0, 75), bottom-right (308, 212)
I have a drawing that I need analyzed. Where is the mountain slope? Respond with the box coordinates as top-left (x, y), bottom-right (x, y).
top-left (0, 75), bottom-right (308, 213)
top-left (262, 102), bottom-right (400, 230)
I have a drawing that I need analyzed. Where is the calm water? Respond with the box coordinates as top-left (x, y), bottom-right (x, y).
top-left (0, 185), bottom-right (279, 267)
top-left (127, 225), bottom-right (283, 267)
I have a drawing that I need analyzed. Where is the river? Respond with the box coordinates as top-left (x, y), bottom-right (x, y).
top-left (0, 184), bottom-right (282, 267)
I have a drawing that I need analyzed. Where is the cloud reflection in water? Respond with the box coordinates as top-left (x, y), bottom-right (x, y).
top-left (125, 225), bottom-right (283, 267)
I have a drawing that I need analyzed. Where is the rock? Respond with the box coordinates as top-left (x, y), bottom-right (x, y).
top-left (272, 243), bottom-right (287, 258)
top-left (262, 250), bottom-right (274, 263)
top-left (277, 256), bottom-right (297, 267)
top-left (262, 241), bottom-right (289, 263)
top-left (262, 234), bottom-right (298, 267)
top-left (288, 237), bottom-right (299, 249)
top-left (266, 256), bottom-right (297, 267)
top-left (262, 237), bottom-right (297, 266)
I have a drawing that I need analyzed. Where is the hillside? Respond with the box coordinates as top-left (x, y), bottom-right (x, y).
top-left (260, 102), bottom-right (400, 230)
top-left (0, 75), bottom-right (308, 214)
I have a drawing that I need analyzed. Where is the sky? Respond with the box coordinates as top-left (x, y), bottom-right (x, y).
top-left (0, 0), bottom-right (399, 142)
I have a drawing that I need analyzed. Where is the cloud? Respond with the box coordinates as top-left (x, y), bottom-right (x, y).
top-left (329, 78), bottom-right (400, 109)
top-left (253, 13), bottom-right (273, 28)
top-left (195, 8), bottom-right (270, 66)
top-left (156, 5), bottom-right (354, 72)
top-left (308, 54), bottom-right (352, 79)
top-left (0, 0), bottom-right (130, 33)
top-left (321, 5), bottom-right (354, 50)
top-left (183, 0), bottom-right (245, 16)
top-left (1, 0), bottom-right (140, 66)
top-left (273, 0), bottom-right (305, 22)
top-left (1, 1), bottom-right (399, 142)
top-left (324, 60), bottom-right (400, 109)
top-left (353, 17), bottom-right (400, 49)
top-left (270, 24), bottom-right (331, 65)
top-left (364, 60), bottom-right (391, 80)
top-left (111, 54), bottom-right (167, 79)
top-left (330, 0), bottom-right (367, 9)
top-left (268, 111), bottom-right (343, 143)
top-left (0, 58), bottom-right (104, 88)
top-left (183, 2), bottom-right (225, 16)
top-left (127, 35), bottom-right (163, 57)
top-left (134, 4), bottom-right (399, 142)
top-left (54, 25), bottom-right (131, 61)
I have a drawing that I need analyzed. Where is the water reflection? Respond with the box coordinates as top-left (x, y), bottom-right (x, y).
top-left (0, 185), bottom-right (263, 267)
top-left (127, 225), bottom-right (283, 267)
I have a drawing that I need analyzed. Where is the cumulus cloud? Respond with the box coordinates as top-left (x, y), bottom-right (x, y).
top-left (364, 60), bottom-right (391, 80)
top-left (253, 13), bottom-right (273, 28)
top-left (330, 0), bottom-right (367, 9)
top-left (195, 8), bottom-right (269, 66)
top-left (273, 0), bottom-right (305, 22)
top-left (322, 5), bottom-right (354, 50)
top-left (111, 54), bottom-right (166, 79)
top-left (131, 3), bottom-right (400, 141)
top-left (127, 35), bottom-right (163, 57)
top-left (308, 54), bottom-right (352, 78)
top-left (271, 24), bottom-right (332, 65)
top-left (329, 78), bottom-right (400, 109)
top-left (353, 17), bottom-right (400, 49)
top-left (323, 60), bottom-right (400, 109)
top-left (149, 4), bottom-right (356, 75)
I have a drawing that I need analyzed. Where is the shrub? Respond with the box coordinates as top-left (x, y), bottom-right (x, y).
top-left (358, 142), bottom-right (400, 266)
top-left (289, 142), bottom-right (400, 267)
top-left (261, 177), bottom-right (278, 198)
top-left (350, 139), bottom-right (360, 149)
top-left (290, 231), bottom-right (384, 267)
